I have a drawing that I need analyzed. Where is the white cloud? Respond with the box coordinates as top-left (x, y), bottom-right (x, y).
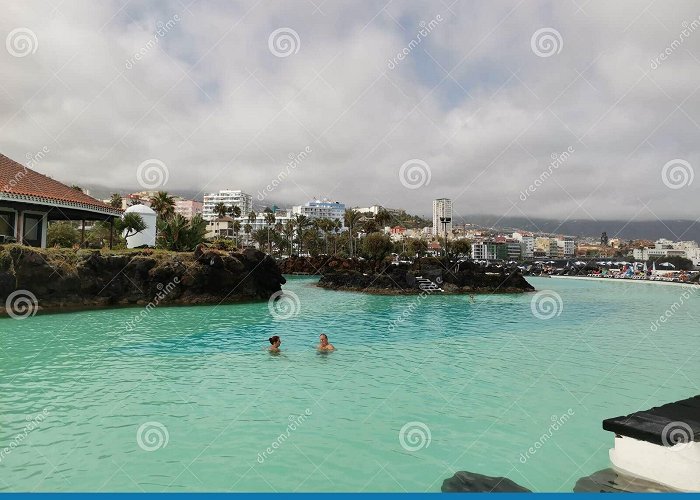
top-left (1, 0), bottom-right (698, 222)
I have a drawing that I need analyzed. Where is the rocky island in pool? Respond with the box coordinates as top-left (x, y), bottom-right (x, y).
top-left (0, 244), bottom-right (285, 316)
top-left (281, 255), bottom-right (535, 295)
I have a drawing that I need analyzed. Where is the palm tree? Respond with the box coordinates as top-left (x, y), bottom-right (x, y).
top-left (264, 211), bottom-right (276, 253)
top-left (233, 220), bottom-right (241, 246)
top-left (293, 215), bottom-right (312, 255)
top-left (247, 210), bottom-right (257, 224)
top-left (109, 193), bottom-right (122, 209)
top-left (115, 212), bottom-right (146, 239)
top-left (214, 202), bottom-right (228, 219)
top-left (332, 219), bottom-right (342, 255)
top-left (375, 208), bottom-right (392, 229)
top-left (344, 209), bottom-right (362, 257)
top-left (230, 205), bottom-right (242, 218)
top-left (284, 219), bottom-right (296, 255)
top-left (149, 191), bottom-right (175, 219)
top-left (157, 214), bottom-right (207, 251)
top-left (251, 229), bottom-right (268, 249)
top-left (244, 223), bottom-right (252, 245)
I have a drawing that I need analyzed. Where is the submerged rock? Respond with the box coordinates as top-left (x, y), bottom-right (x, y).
top-left (0, 245), bottom-right (286, 316)
top-left (574, 468), bottom-right (677, 493)
top-left (442, 471), bottom-right (531, 493)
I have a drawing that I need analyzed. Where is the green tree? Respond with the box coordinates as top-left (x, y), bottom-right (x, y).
top-left (47, 221), bottom-right (80, 248)
top-left (247, 210), bottom-right (257, 224)
top-left (149, 191), bottom-right (175, 218)
top-left (109, 193), bottom-right (122, 209)
top-left (264, 211), bottom-right (276, 253)
top-left (214, 202), bottom-right (228, 219)
top-left (407, 238), bottom-right (428, 258)
top-left (157, 214), bottom-right (207, 251)
top-left (115, 212), bottom-right (147, 239)
top-left (232, 220), bottom-right (241, 245)
top-left (293, 214), bottom-right (312, 255)
top-left (344, 209), bottom-right (362, 257)
top-left (230, 205), bottom-right (242, 218)
top-left (375, 209), bottom-right (392, 228)
top-left (251, 229), bottom-right (268, 249)
top-left (361, 233), bottom-right (394, 261)
top-left (283, 219), bottom-right (296, 255)
top-left (446, 239), bottom-right (471, 260)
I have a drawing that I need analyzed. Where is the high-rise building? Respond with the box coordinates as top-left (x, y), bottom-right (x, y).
top-left (432, 198), bottom-right (453, 237)
top-left (202, 190), bottom-right (252, 221)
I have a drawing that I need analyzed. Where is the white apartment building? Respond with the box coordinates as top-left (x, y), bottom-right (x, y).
top-left (558, 236), bottom-right (575, 257)
top-left (202, 190), bottom-right (253, 221)
top-left (292, 198), bottom-right (345, 226)
top-left (633, 239), bottom-right (694, 262)
top-left (432, 198), bottom-right (453, 237)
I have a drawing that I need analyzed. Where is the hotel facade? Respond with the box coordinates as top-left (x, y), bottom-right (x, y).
top-left (202, 190), bottom-right (253, 221)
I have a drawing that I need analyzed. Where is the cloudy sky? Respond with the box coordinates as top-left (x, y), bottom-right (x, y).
top-left (1, 0), bottom-right (699, 222)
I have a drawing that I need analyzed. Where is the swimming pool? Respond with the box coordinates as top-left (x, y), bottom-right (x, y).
top-left (1, 276), bottom-right (697, 491)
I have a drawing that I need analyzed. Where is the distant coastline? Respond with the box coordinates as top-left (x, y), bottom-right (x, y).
top-left (549, 275), bottom-right (700, 288)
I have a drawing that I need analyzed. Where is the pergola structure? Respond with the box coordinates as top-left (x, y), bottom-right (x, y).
top-left (0, 153), bottom-right (123, 248)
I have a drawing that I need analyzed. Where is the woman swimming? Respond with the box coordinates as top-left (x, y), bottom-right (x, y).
top-left (317, 333), bottom-right (335, 351)
top-left (268, 335), bottom-right (282, 352)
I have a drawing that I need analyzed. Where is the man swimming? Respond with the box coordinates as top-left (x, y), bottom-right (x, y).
top-left (268, 335), bottom-right (282, 352)
top-left (317, 333), bottom-right (335, 351)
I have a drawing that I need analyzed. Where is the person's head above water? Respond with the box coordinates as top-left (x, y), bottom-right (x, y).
top-left (319, 333), bottom-right (329, 345)
top-left (269, 335), bottom-right (281, 348)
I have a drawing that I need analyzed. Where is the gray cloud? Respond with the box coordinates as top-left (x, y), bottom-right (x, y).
top-left (1, 0), bottom-right (698, 222)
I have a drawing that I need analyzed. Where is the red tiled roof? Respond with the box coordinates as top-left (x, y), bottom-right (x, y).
top-left (0, 153), bottom-right (121, 215)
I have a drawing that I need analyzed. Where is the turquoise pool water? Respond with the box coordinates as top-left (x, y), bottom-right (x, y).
top-left (1, 276), bottom-right (698, 492)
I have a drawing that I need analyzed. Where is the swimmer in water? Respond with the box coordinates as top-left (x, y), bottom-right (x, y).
top-left (268, 335), bottom-right (282, 352)
top-left (317, 333), bottom-right (335, 351)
